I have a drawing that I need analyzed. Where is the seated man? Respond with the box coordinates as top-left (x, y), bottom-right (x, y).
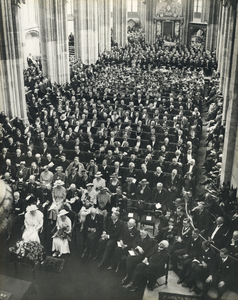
top-left (181, 240), bottom-right (216, 294)
top-left (96, 211), bottom-right (123, 266)
top-left (123, 240), bottom-right (169, 292)
top-left (203, 248), bottom-right (234, 300)
top-left (121, 227), bottom-right (154, 286)
top-left (109, 218), bottom-right (139, 272)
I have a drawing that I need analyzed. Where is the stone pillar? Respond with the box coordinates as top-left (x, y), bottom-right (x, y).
top-left (220, 4), bottom-right (238, 188)
top-left (182, 0), bottom-right (194, 45)
top-left (113, 0), bottom-right (127, 47)
top-left (216, 2), bottom-right (223, 61)
top-left (219, 7), bottom-right (229, 92)
top-left (0, 0), bottom-right (28, 123)
top-left (217, 5), bottom-right (226, 73)
top-left (145, 0), bottom-right (155, 44)
top-left (38, 0), bottom-right (69, 84)
top-left (222, 6), bottom-right (236, 122)
top-left (98, 0), bottom-right (111, 54)
top-left (205, 0), bottom-right (219, 52)
top-left (138, 0), bottom-right (146, 31)
top-left (74, 0), bottom-right (99, 65)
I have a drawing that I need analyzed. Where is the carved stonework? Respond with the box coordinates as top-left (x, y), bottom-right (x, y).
top-left (156, 0), bottom-right (182, 18)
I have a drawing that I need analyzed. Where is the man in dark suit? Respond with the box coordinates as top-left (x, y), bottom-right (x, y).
top-left (96, 211), bottom-right (123, 267)
top-left (151, 182), bottom-right (168, 214)
top-left (203, 248), bottom-right (234, 299)
top-left (121, 227), bottom-right (154, 285)
top-left (82, 207), bottom-right (103, 258)
top-left (123, 240), bottom-right (169, 292)
top-left (176, 229), bottom-right (203, 284)
top-left (190, 201), bottom-right (211, 235)
top-left (109, 218), bottom-right (139, 271)
top-left (208, 217), bottom-right (229, 249)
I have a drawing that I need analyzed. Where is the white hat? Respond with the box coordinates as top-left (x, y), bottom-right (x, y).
top-left (26, 204), bottom-right (38, 212)
top-left (95, 171), bottom-right (103, 177)
top-left (58, 209), bottom-right (68, 217)
top-left (54, 180), bottom-right (65, 186)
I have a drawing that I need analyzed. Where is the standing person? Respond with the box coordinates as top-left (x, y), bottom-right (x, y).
top-left (22, 204), bottom-right (44, 243)
top-left (52, 209), bottom-right (72, 257)
top-left (49, 180), bottom-right (66, 222)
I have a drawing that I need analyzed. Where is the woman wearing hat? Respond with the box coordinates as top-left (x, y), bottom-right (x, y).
top-left (49, 180), bottom-right (66, 222)
top-left (52, 209), bottom-right (72, 257)
top-left (22, 204), bottom-right (44, 243)
top-left (107, 173), bottom-right (122, 194)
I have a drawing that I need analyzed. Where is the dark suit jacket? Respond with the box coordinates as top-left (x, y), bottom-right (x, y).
top-left (191, 209), bottom-right (211, 235)
top-left (84, 213), bottom-right (103, 237)
top-left (145, 246), bottom-right (169, 277)
top-left (131, 234), bottom-right (154, 257)
top-left (106, 219), bottom-right (123, 240)
top-left (208, 224), bottom-right (230, 249)
top-left (151, 187), bottom-right (168, 204)
top-left (210, 254), bottom-right (234, 285)
top-left (119, 224), bottom-right (139, 248)
top-left (185, 236), bottom-right (202, 259)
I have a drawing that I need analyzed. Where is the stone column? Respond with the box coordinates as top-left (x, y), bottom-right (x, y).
top-left (220, 4), bottom-right (238, 188)
top-left (38, 0), bottom-right (69, 84)
top-left (219, 7), bottom-right (229, 91)
top-left (205, 0), bottom-right (219, 52)
top-left (113, 0), bottom-right (127, 47)
top-left (181, 0), bottom-right (194, 45)
top-left (74, 0), bottom-right (99, 65)
top-left (222, 6), bottom-right (236, 122)
top-left (216, 2), bottom-right (222, 61)
top-left (98, 0), bottom-right (111, 54)
top-left (138, 0), bottom-right (146, 31)
top-left (0, 0), bottom-right (28, 123)
top-left (145, 0), bottom-right (155, 44)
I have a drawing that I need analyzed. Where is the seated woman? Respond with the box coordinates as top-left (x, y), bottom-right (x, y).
top-left (22, 204), bottom-right (44, 243)
top-left (49, 180), bottom-right (66, 222)
top-left (52, 209), bottom-right (72, 257)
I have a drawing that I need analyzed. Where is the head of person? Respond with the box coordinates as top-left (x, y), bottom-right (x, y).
top-left (140, 227), bottom-right (148, 239)
top-left (27, 204), bottom-right (38, 216)
top-left (202, 240), bottom-right (210, 251)
top-left (156, 182), bottom-right (163, 191)
top-left (111, 211), bottom-right (119, 222)
top-left (232, 230), bottom-right (238, 242)
top-left (183, 218), bottom-right (190, 228)
top-left (158, 240), bottom-right (169, 252)
top-left (220, 248), bottom-right (229, 260)
top-left (192, 228), bottom-right (200, 239)
top-left (127, 218), bottom-right (136, 229)
top-left (216, 216), bottom-right (224, 226)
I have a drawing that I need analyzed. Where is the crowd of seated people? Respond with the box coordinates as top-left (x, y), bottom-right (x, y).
top-left (0, 29), bottom-right (237, 298)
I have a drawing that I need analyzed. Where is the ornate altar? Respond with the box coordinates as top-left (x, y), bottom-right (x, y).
top-left (154, 0), bottom-right (184, 44)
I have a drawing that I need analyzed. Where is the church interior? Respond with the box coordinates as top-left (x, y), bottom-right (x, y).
top-left (0, 0), bottom-right (238, 300)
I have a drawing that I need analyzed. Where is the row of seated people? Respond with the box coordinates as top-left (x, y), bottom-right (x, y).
top-left (80, 202), bottom-right (238, 298)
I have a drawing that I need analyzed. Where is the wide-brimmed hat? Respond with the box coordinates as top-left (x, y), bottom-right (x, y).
top-left (159, 240), bottom-right (169, 248)
top-left (86, 183), bottom-right (94, 188)
top-left (26, 204), bottom-right (38, 212)
top-left (20, 161), bottom-right (26, 165)
top-left (125, 177), bottom-right (134, 181)
top-left (139, 178), bottom-right (149, 184)
top-left (58, 209), bottom-right (69, 217)
top-left (95, 171), bottom-right (103, 177)
top-left (54, 180), bottom-right (65, 186)
top-left (100, 186), bottom-right (108, 192)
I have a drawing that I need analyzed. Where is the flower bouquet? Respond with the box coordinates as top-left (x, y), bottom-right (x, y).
top-left (9, 240), bottom-right (45, 264)
top-left (53, 226), bottom-right (71, 241)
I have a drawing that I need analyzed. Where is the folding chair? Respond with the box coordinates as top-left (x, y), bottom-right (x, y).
top-left (140, 209), bottom-right (156, 235)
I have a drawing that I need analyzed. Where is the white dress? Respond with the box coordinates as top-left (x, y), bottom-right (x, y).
top-left (22, 210), bottom-right (44, 243)
top-left (52, 216), bottom-right (72, 255)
